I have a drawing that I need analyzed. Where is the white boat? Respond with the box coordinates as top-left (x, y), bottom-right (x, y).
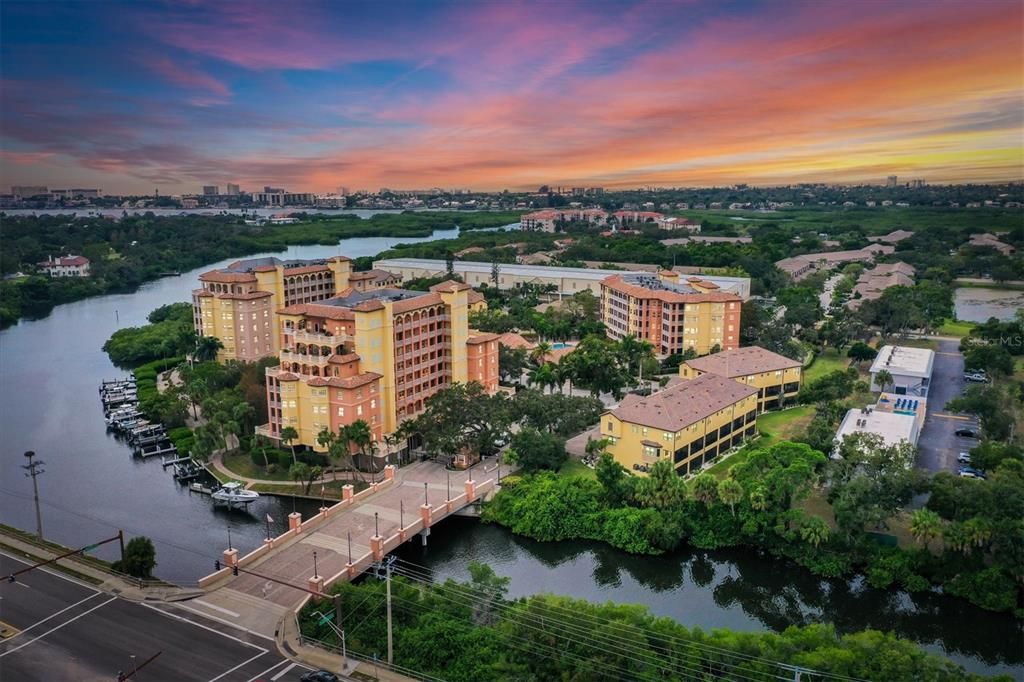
top-left (211, 481), bottom-right (259, 506)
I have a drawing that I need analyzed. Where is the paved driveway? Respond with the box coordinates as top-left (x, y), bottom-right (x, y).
top-left (916, 339), bottom-right (980, 474)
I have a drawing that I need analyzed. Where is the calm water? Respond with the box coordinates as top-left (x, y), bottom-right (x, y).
top-left (954, 287), bottom-right (1024, 322)
top-left (0, 228), bottom-right (461, 583)
top-left (0, 226), bottom-right (1019, 675)
top-left (399, 519), bottom-right (1022, 677)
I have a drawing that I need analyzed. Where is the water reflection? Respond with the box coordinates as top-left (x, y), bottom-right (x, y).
top-left (397, 518), bottom-right (1022, 676)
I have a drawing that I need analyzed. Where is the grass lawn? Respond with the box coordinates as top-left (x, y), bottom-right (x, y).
top-left (249, 479), bottom-right (369, 500)
top-left (937, 319), bottom-right (975, 337)
top-left (222, 451), bottom-right (295, 482)
top-left (804, 348), bottom-right (849, 383)
top-left (559, 458), bottom-right (597, 480)
top-left (757, 405), bottom-right (815, 440)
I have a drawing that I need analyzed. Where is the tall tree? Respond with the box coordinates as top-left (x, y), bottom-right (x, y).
top-left (279, 426), bottom-right (299, 465)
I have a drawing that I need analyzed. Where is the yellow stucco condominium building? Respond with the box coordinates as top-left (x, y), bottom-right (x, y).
top-left (679, 345), bottom-right (803, 413)
top-left (192, 256), bottom-right (402, 362)
top-left (600, 271), bottom-right (742, 357)
top-left (256, 281), bottom-right (498, 453)
top-left (602, 373), bottom-right (759, 476)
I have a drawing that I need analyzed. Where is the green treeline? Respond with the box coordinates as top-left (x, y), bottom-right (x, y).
top-left (0, 210), bottom-right (520, 327)
top-left (299, 561), bottom-right (1008, 682)
top-left (485, 440), bottom-right (1024, 616)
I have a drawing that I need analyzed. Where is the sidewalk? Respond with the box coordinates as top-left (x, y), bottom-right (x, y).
top-left (0, 527), bottom-right (202, 603)
top-left (208, 451), bottom-right (363, 491)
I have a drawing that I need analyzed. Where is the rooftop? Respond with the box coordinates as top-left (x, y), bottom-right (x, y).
top-left (869, 345), bottom-right (935, 378)
top-left (683, 345), bottom-right (801, 378)
top-left (609, 373), bottom-right (758, 432)
top-left (835, 408), bottom-right (919, 448)
top-left (602, 273), bottom-right (741, 304)
top-left (372, 257), bottom-right (749, 295)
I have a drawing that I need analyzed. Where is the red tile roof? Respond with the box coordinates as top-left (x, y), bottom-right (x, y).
top-left (609, 374), bottom-right (757, 432)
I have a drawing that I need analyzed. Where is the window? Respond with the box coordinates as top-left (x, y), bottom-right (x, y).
top-left (606, 421), bottom-right (613, 432)
top-left (357, 405), bottom-right (363, 416)
top-left (642, 446), bottom-right (659, 458)
top-left (370, 399), bottom-right (376, 409)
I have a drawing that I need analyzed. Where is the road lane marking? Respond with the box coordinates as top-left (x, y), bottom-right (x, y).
top-left (208, 650), bottom-right (267, 682)
top-left (0, 596), bottom-right (117, 657)
top-left (0, 591), bottom-right (105, 639)
top-left (160, 602), bottom-right (275, 642)
top-left (932, 413), bottom-right (971, 421)
top-left (193, 599), bottom-right (240, 618)
top-left (140, 602), bottom-right (269, 650)
top-left (0, 550), bottom-right (102, 593)
top-left (271, 662), bottom-right (299, 680)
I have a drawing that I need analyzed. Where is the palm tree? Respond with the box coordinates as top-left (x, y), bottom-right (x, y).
top-left (748, 487), bottom-right (768, 512)
top-left (874, 369), bottom-right (894, 394)
top-left (253, 435), bottom-right (272, 469)
top-left (279, 426), bottom-right (299, 465)
top-left (317, 428), bottom-right (339, 480)
top-left (691, 473), bottom-right (719, 506)
top-left (529, 341), bottom-right (552, 366)
top-left (289, 462), bottom-right (311, 494)
top-left (194, 335), bottom-right (224, 363)
top-left (909, 508), bottom-right (942, 551)
top-left (717, 478), bottom-right (744, 517)
top-left (943, 522), bottom-right (970, 555)
top-left (347, 419), bottom-right (374, 465)
top-left (799, 516), bottom-right (830, 548)
top-left (963, 517), bottom-right (992, 550)
top-left (528, 363), bottom-right (558, 394)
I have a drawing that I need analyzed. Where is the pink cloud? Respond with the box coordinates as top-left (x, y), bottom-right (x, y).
top-left (146, 57), bottom-right (230, 101)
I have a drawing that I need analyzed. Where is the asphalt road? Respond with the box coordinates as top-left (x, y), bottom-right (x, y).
top-left (0, 553), bottom-right (320, 682)
top-left (916, 339), bottom-right (981, 474)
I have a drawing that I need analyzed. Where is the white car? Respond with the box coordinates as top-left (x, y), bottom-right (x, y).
top-left (957, 452), bottom-right (971, 464)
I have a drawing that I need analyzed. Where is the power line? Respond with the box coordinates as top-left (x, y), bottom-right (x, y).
top-left (386, 566), bottom-right (781, 682)
top-left (391, 558), bottom-right (867, 682)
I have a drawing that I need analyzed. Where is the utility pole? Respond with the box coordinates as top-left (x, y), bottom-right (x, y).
top-left (23, 451), bottom-right (44, 539)
top-left (386, 559), bottom-right (393, 665)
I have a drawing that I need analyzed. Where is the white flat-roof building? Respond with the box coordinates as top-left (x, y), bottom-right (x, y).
top-left (869, 345), bottom-right (934, 397)
top-left (373, 258), bottom-right (751, 299)
top-left (834, 393), bottom-right (927, 454)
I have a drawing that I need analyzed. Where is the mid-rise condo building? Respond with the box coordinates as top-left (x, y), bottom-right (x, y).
top-left (256, 281), bottom-right (499, 452)
top-left (600, 271), bottom-right (742, 356)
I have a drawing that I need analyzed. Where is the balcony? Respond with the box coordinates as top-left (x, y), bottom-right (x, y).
top-left (284, 328), bottom-right (349, 346)
top-left (280, 350), bottom-right (330, 366)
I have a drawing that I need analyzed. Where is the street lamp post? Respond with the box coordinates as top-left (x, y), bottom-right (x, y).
top-left (22, 451), bottom-right (44, 539)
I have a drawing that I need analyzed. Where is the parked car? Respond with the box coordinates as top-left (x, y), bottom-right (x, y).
top-left (300, 671), bottom-right (340, 682)
top-left (958, 466), bottom-right (986, 479)
top-left (955, 428), bottom-right (978, 438)
top-left (957, 452), bottom-right (972, 464)
top-left (964, 372), bottom-right (988, 383)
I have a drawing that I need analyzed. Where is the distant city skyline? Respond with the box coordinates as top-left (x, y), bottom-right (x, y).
top-left (1, 0), bottom-right (1021, 195)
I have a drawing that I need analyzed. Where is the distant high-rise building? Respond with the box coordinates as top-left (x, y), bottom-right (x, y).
top-left (11, 185), bottom-right (48, 198)
top-left (226, 183), bottom-right (240, 195)
top-left (336, 186), bottom-right (349, 196)
top-left (909, 179), bottom-right (926, 189)
top-left (203, 185), bottom-right (219, 196)
top-left (886, 175), bottom-right (898, 187)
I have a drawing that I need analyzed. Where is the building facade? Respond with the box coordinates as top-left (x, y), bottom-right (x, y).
top-left (373, 258), bottom-right (751, 299)
top-left (680, 345), bottom-right (802, 412)
top-left (601, 373), bottom-right (759, 476)
top-left (37, 254), bottom-right (90, 277)
top-left (192, 256), bottom-right (356, 362)
top-left (258, 282), bottom-right (498, 451)
top-left (601, 271), bottom-right (742, 356)
top-left (869, 345), bottom-right (934, 396)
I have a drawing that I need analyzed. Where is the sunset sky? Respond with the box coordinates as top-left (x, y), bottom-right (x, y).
top-left (1, 0), bottom-right (1022, 194)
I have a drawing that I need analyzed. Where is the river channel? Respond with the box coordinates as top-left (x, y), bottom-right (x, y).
top-left (0, 225), bottom-right (1020, 676)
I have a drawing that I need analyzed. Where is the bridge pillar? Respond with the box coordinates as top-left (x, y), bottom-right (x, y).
top-left (288, 511), bottom-right (302, 533)
top-left (420, 503), bottom-right (432, 528)
top-left (319, 505), bottom-right (330, 517)
top-left (370, 534), bottom-right (383, 561)
top-left (308, 575), bottom-right (324, 595)
top-left (222, 548), bottom-right (239, 568)
top-left (345, 562), bottom-right (357, 579)
top-left (464, 479), bottom-right (477, 503)
top-left (383, 464), bottom-right (396, 481)
top-left (342, 484), bottom-right (354, 504)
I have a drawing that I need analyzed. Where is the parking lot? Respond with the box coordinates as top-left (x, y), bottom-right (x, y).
top-left (916, 339), bottom-right (981, 474)
top-left (0, 552), bottom-right (318, 681)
